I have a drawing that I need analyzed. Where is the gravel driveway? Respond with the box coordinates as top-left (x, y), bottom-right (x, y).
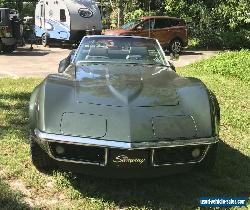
top-left (0, 45), bottom-right (218, 78)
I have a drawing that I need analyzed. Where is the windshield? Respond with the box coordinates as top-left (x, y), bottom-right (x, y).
top-left (120, 19), bottom-right (141, 30)
top-left (74, 36), bottom-right (167, 66)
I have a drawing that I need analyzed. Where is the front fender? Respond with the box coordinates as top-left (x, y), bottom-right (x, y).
top-left (29, 84), bottom-right (42, 131)
top-left (208, 90), bottom-right (220, 136)
top-left (177, 77), bottom-right (216, 138)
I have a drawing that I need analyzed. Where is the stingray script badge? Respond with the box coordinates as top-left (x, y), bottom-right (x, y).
top-left (113, 154), bottom-right (145, 164)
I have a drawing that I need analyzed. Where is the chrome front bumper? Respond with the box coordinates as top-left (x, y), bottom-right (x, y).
top-left (34, 129), bottom-right (219, 167)
top-left (34, 129), bottom-right (219, 149)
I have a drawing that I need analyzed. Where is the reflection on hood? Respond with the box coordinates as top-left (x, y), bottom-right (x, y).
top-left (75, 63), bottom-right (180, 107)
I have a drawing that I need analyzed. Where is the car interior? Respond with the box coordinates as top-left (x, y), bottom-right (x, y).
top-left (84, 46), bottom-right (152, 61)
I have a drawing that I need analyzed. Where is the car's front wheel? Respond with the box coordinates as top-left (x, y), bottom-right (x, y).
top-left (30, 137), bottom-right (56, 172)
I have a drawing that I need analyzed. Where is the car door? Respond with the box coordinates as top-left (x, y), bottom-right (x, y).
top-left (150, 18), bottom-right (172, 46)
top-left (132, 19), bottom-right (154, 38)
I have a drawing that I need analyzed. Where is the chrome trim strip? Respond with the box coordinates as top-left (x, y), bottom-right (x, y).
top-left (35, 129), bottom-right (219, 149)
top-left (51, 156), bottom-right (105, 166)
top-left (150, 149), bottom-right (155, 166)
top-left (36, 129), bottom-right (132, 149)
top-left (104, 148), bottom-right (108, 166)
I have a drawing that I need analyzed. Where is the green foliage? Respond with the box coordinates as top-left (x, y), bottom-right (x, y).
top-left (183, 50), bottom-right (250, 85)
top-left (124, 9), bottom-right (155, 23)
top-left (203, 30), bottom-right (250, 50)
top-left (124, 9), bottom-right (146, 23)
top-left (164, 0), bottom-right (250, 49)
top-left (101, 0), bottom-right (163, 28)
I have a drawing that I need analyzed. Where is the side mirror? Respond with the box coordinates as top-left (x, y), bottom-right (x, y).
top-left (58, 49), bottom-right (76, 73)
top-left (58, 58), bottom-right (69, 73)
top-left (168, 61), bottom-right (176, 72)
top-left (69, 49), bottom-right (76, 62)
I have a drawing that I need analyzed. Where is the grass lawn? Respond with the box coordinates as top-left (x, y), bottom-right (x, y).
top-left (0, 51), bottom-right (249, 209)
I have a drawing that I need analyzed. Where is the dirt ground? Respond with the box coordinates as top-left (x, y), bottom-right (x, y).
top-left (0, 45), bottom-right (218, 78)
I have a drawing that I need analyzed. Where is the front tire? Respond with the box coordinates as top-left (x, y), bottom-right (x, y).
top-left (42, 33), bottom-right (49, 47)
top-left (169, 39), bottom-right (182, 54)
top-left (30, 137), bottom-right (56, 172)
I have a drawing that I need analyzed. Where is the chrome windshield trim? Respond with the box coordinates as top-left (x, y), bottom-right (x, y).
top-left (35, 129), bottom-right (219, 149)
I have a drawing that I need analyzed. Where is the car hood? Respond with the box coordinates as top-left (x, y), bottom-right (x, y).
top-left (39, 63), bottom-right (212, 142)
top-left (75, 63), bottom-right (179, 107)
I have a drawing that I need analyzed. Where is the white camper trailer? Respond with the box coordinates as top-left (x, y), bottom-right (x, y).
top-left (35, 0), bottom-right (102, 46)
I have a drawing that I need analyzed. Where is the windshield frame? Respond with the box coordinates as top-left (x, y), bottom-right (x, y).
top-left (73, 36), bottom-right (169, 67)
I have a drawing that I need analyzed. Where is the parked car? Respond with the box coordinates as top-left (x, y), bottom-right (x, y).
top-left (0, 8), bottom-right (22, 53)
top-left (104, 16), bottom-right (188, 54)
top-left (29, 36), bottom-right (220, 178)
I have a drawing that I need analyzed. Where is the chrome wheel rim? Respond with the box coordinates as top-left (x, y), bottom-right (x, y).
top-left (171, 41), bottom-right (181, 54)
top-left (42, 34), bottom-right (47, 46)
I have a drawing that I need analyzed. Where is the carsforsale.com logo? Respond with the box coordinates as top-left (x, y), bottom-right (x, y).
top-left (113, 155), bottom-right (145, 164)
top-left (199, 197), bottom-right (248, 207)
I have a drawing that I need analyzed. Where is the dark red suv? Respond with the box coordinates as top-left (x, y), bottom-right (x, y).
top-left (105, 16), bottom-right (188, 54)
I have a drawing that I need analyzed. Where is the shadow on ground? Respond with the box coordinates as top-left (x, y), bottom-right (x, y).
top-left (181, 51), bottom-right (204, 56)
top-left (0, 178), bottom-right (31, 210)
top-left (65, 141), bottom-right (250, 209)
top-left (0, 47), bottom-right (51, 57)
top-left (165, 51), bottom-right (204, 56)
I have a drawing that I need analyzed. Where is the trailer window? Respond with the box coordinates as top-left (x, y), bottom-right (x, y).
top-left (41, 5), bottom-right (44, 17)
top-left (60, 9), bottom-right (66, 22)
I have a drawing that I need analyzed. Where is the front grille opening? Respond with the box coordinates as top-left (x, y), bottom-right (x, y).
top-left (49, 142), bottom-right (105, 165)
top-left (154, 145), bottom-right (208, 165)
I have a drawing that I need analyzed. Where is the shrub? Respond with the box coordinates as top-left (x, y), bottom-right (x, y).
top-left (192, 29), bottom-right (250, 50)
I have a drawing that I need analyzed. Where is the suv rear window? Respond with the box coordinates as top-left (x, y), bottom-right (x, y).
top-left (169, 19), bottom-right (183, 26)
top-left (154, 19), bottom-right (171, 29)
top-left (154, 18), bottom-right (184, 29)
top-left (137, 19), bottom-right (154, 30)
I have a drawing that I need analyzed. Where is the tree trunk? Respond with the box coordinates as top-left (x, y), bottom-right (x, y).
top-left (16, 0), bottom-right (23, 16)
top-left (117, 0), bottom-right (124, 27)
